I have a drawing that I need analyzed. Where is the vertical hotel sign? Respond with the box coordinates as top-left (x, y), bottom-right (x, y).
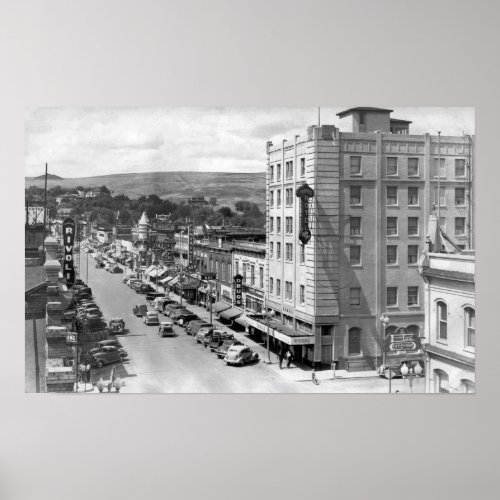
top-left (296, 183), bottom-right (314, 244)
top-left (188, 218), bottom-right (194, 267)
top-left (234, 274), bottom-right (243, 307)
top-left (62, 217), bottom-right (76, 288)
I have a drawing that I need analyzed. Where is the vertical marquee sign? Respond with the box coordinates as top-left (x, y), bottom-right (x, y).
top-left (234, 274), bottom-right (243, 307)
top-left (188, 218), bottom-right (194, 267)
top-left (62, 217), bottom-right (76, 288)
top-left (296, 183), bottom-right (314, 244)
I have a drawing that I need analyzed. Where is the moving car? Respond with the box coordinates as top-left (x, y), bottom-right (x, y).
top-left (133, 304), bottom-right (148, 316)
top-left (214, 339), bottom-right (244, 359)
top-left (158, 320), bottom-right (175, 337)
top-left (90, 346), bottom-right (128, 368)
top-left (207, 330), bottom-right (235, 350)
top-left (143, 311), bottom-right (160, 325)
top-left (224, 345), bottom-right (259, 366)
top-left (108, 318), bottom-right (125, 334)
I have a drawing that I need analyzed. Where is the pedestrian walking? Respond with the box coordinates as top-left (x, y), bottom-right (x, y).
top-left (286, 350), bottom-right (293, 368)
top-left (278, 350), bottom-right (284, 370)
top-left (311, 369), bottom-right (320, 385)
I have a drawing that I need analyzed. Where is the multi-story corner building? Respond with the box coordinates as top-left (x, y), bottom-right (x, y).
top-left (419, 244), bottom-right (475, 393)
top-left (266, 107), bottom-right (474, 370)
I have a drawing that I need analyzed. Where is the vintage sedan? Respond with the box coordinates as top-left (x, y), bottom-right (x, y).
top-left (215, 339), bottom-right (244, 359)
top-left (207, 330), bottom-right (235, 350)
top-left (133, 304), bottom-right (148, 317)
top-left (90, 346), bottom-right (128, 368)
top-left (224, 345), bottom-right (259, 366)
top-left (143, 311), bottom-right (160, 326)
top-left (108, 318), bottom-right (125, 334)
top-left (158, 321), bottom-right (175, 337)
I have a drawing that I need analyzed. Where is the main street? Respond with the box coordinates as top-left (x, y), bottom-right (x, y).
top-left (82, 251), bottom-right (308, 393)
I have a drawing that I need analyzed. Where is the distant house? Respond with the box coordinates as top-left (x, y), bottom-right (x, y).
top-left (56, 203), bottom-right (73, 218)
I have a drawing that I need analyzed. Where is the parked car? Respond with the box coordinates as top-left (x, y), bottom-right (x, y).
top-left (186, 321), bottom-right (212, 336)
top-left (176, 312), bottom-right (200, 327)
top-left (214, 339), bottom-right (244, 359)
top-left (130, 281), bottom-right (144, 291)
top-left (136, 283), bottom-right (155, 294)
top-left (94, 339), bottom-right (123, 350)
top-left (164, 303), bottom-right (186, 317)
top-left (195, 326), bottom-right (215, 344)
top-left (169, 309), bottom-right (192, 324)
top-left (133, 304), bottom-right (148, 316)
top-left (224, 345), bottom-right (259, 366)
top-left (82, 307), bottom-right (102, 318)
top-left (109, 266), bottom-right (123, 273)
top-left (146, 292), bottom-right (167, 302)
top-left (90, 346), bottom-right (128, 368)
top-left (154, 298), bottom-right (177, 312)
top-left (143, 311), bottom-right (160, 325)
top-left (158, 320), bottom-right (175, 337)
top-left (108, 318), bottom-right (125, 334)
top-left (208, 330), bottom-right (235, 350)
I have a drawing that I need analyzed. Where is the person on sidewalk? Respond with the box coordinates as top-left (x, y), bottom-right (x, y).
top-left (278, 349), bottom-right (284, 370)
top-left (286, 349), bottom-right (293, 368)
top-left (311, 369), bottom-right (320, 385)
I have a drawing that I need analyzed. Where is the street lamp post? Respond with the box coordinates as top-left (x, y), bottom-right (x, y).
top-left (379, 313), bottom-right (391, 393)
top-left (263, 297), bottom-right (275, 364)
top-left (400, 361), bottom-right (423, 393)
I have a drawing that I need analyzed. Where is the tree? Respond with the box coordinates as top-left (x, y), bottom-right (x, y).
top-left (99, 185), bottom-right (110, 195)
top-left (218, 206), bottom-right (234, 219)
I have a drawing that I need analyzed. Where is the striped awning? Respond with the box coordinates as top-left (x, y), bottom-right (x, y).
top-left (160, 276), bottom-right (174, 285)
top-left (145, 265), bottom-right (156, 274)
top-left (149, 268), bottom-right (159, 278)
top-left (168, 276), bottom-right (179, 286)
top-left (157, 268), bottom-right (168, 278)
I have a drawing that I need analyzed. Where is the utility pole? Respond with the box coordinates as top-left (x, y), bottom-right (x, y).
top-left (43, 163), bottom-right (48, 248)
top-left (437, 132), bottom-right (441, 225)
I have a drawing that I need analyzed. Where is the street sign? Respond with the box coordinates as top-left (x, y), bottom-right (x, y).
top-left (66, 332), bottom-right (78, 344)
top-left (384, 327), bottom-right (421, 352)
top-left (202, 273), bottom-right (216, 280)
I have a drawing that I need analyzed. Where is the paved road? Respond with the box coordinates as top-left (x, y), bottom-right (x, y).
top-left (83, 251), bottom-right (307, 393)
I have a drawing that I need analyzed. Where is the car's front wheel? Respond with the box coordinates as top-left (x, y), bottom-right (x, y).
top-left (97, 360), bottom-right (104, 368)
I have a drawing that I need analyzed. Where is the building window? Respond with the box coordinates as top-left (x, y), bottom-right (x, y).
top-left (222, 262), bottom-right (226, 282)
top-left (277, 189), bottom-right (281, 208)
top-left (276, 279), bottom-right (281, 297)
top-left (348, 327), bottom-right (361, 355)
top-left (464, 307), bottom-right (475, 348)
top-left (408, 217), bottom-right (419, 236)
top-left (242, 263), bottom-right (247, 283)
top-left (259, 267), bottom-right (264, 288)
top-left (408, 157), bottom-right (419, 176)
top-left (350, 217), bottom-right (361, 236)
top-left (276, 217), bottom-right (281, 234)
top-left (321, 325), bottom-right (333, 336)
top-left (461, 379), bottom-right (475, 393)
top-left (455, 188), bottom-right (465, 206)
top-left (387, 245), bottom-right (398, 265)
top-left (359, 111), bottom-right (366, 125)
top-left (408, 286), bottom-right (419, 306)
top-left (433, 187), bottom-right (446, 207)
top-left (350, 245), bottom-right (361, 265)
top-left (269, 165), bottom-right (274, 182)
top-left (300, 285), bottom-right (305, 304)
top-left (387, 157), bottom-right (398, 176)
top-left (387, 217), bottom-right (398, 236)
top-left (437, 301), bottom-right (447, 340)
top-left (285, 243), bottom-right (293, 262)
top-left (300, 157), bottom-right (306, 177)
top-left (455, 158), bottom-right (466, 177)
top-left (250, 265), bottom-right (255, 286)
top-left (387, 186), bottom-right (398, 205)
top-left (285, 161), bottom-right (293, 180)
top-left (387, 287), bottom-right (398, 307)
top-left (300, 244), bottom-right (305, 263)
top-left (269, 242), bottom-right (273, 259)
top-left (455, 217), bottom-right (465, 236)
top-left (270, 217), bottom-right (274, 233)
top-left (434, 369), bottom-right (449, 393)
top-left (285, 217), bottom-right (293, 234)
top-left (270, 277), bottom-right (274, 295)
top-left (350, 186), bottom-right (361, 205)
top-left (277, 242), bottom-right (281, 260)
top-left (270, 191), bottom-right (274, 208)
top-left (408, 187), bottom-right (419, 206)
top-left (285, 281), bottom-right (292, 300)
top-left (276, 163), bottom-right (281, 181)
top-left (350, 156), bottom-right (361, 175)
top-left (434, 157), bottom-right (446, 178)
top-left (408, 245), bottom-right (418, 264)
top-left (350, 287), bottom-right (361, 306)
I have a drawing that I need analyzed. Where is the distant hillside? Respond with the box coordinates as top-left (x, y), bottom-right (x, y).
top-left (25, 171), bottom-right (266, 208)
top-left (29, 173), bottom-right (63, 180)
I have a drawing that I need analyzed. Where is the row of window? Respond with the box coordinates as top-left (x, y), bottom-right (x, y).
top-left (350, 286), bottom-right (419, 307)
top-left (269, 278), bottom-right (306, 303)
top-left (234, 261), bottom-right (264, 288)
top-left (269, 158), bottom-right (306, 182)
top-left (349, 186), bottom-right (466, 207)
top-left (349, 244), bottom-right (419, 265)
top-left (269, 242), bottom-right (295, 261)
top-left (436, 301), bottom-right (475, 348)
top-left (269, 188), bottom-right (295, 208)
top-left (269, 216), bottom-right (294, 234)
top-left (349, 155), bottom-right (467, 178)
top-left (349, 216), bottom-right (466, 237)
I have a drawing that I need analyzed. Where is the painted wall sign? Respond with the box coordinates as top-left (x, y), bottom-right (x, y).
top-left (234, 274), bottom-right (243, 307)
top-left (27, 206), bottom-right (45, 225)
top-left (296, 183), bottom-right (314, 244)
top-left (62, 217), bottom-right (76, 288)
top-left (385, 327), bottom-right (422, 353)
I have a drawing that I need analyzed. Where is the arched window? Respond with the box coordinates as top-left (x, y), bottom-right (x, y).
top-left (407, 324), bottom-right (420, 336)
top-left (464, 307), bottom-right (475, 348)
top-left (437, 301), bottom-right (447, 340)
top-left (348, 327), bottom-right (361, 356)
top-left (461, 379), bottom-right (475, 393)
top-left (385, 325), bottom-right (397, 339)
top-left (434, 369), bottom-right (449, 393)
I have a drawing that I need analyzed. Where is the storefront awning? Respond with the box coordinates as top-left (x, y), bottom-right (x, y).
top-left (149, 268), bottom-right (159, 278)
top-left (168, 276), bottom-right (179, 286)
top-left (213, 301), bottom-right (231, 314)
top-left (219, 308), bottom-right (242, 321)
top-left (160, 276), bottom-right (174, 285)
top-left (157, 268), bottom-right (168, 278)
top-left (145, 265), bottom-right (156, 274)
top-left (125, 258), bottom-right (132, 263)
top-left (234, 314), bottom-right (248, 327)
top-left (198, 287), bottom-right (207, 294)
top-left (243, 316), bottom-right (315, 345)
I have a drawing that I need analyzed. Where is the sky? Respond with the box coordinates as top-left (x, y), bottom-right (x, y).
top-left (25, 107), bottom-right (475, 178)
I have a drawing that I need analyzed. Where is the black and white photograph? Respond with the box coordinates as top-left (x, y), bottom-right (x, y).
top-left (25, 106), bottom-right (475, 394)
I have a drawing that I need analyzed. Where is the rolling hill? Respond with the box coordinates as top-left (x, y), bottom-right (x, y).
top-left (25, 171), bottom-right (266, 208)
